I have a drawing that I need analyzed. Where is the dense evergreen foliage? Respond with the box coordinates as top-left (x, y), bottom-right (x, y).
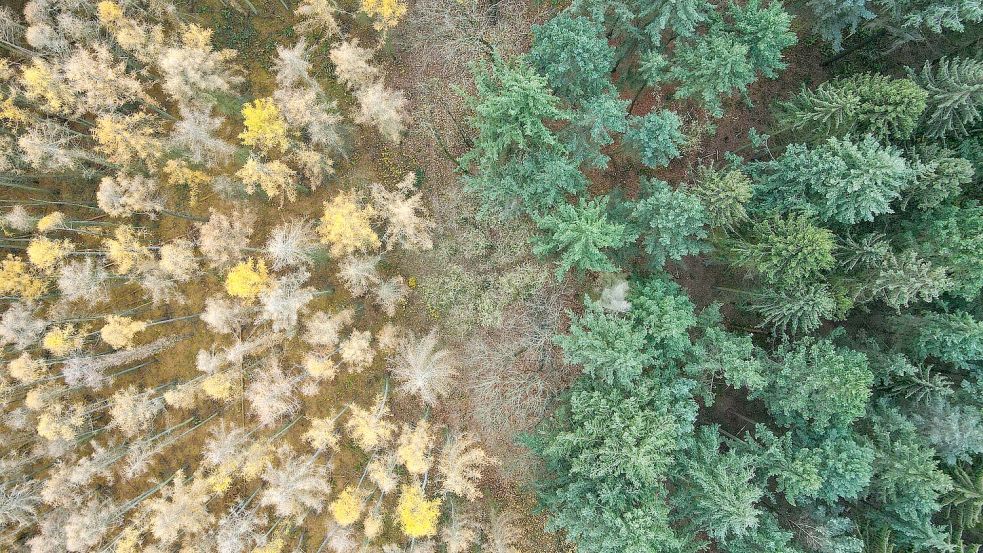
top-left (457, 0), bottom-right (983, 551)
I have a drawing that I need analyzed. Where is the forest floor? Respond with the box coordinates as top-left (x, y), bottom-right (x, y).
top-left (170, 0), bottom-right (564, 547)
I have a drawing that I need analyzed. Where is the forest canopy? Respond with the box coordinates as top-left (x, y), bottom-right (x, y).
top-left (0, 0), bottom-right (981, 552)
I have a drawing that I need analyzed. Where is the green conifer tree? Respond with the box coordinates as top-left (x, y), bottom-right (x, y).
top-left (672, 426), bottom-right (765, 543)
top-left (776, 74), bottom-right (927, 141)
top-left (622, 110), bottom-right (686, 168)
top-left (691, 166), bottom-right (753, 230)
top-left (912, 56), bottom-right (983, 139)
top-left (726, 0), bottom-right (797, 79)
top-left (532, 196), bottom-right (634, 279)
top-left (731, 212), bottom-right (836, 288)
top-left (525, 374), bottom-right (698, 553)
top-left (749, 283), bottom-right (837, 336)
top-left (530, 15), bottom-right (616, 104)
top-left (753, 136), bottom-right (914, 225)
top-left (668, 31), bottom-right (755, 117)
top-left (807, 0), bottom-right (874, 51)
top-left (755, 337), bottom-right (873, 431)
top-left (555, 295), bottom-right (654, 387)
top-left (628, 177), bottom-right (708, 267)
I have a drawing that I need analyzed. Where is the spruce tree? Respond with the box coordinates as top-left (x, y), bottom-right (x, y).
top-left (902, 202), bottom-right (983, 300)
top-left (691, 166), bottom-right (753, 230)
top-left (532, 196), bottom-right (634, 279)
top-left (672, 426), bottom-right (765, 543)
top-left (755, 337), bottom-right (873, 432)
top-left (909, 310), bottom-right (983, 371)
top-left (906, 144), bottom-right (974, 210)
top-left (807, 0), bottom-right (874, 51)
top-left (749, 283), bottom-right (837, 336)
top-left (525, 374), bottom-right (698, 553)
top-left (562, 91), bottom-right (629, 169)
top-left (912, 56), bottom-right (983, 139)
top-left (628, 275), bottom-right (699, 364)
top-left (668, 30), bottom-right (755, 117)
top-left (460, 53), bottom-right (573, 216)
top-left (753, 135), bottom-right (914, 225)
top-left (628, 177), bottom-right (708, 267)
top-left (776, 74), bottom-right (927, 141)
top-left (529, 15), bottom-right (616, 105)
top-left (461, 54), bottom-right (566, 165)
top-left (731, 212), bottom-right (836, 288)
top-left (688, 325), bottom-right (766, 396)
top-left (555, 295), bottom-right (654, 387)
top-left (863, 405), bottom-right (953, 550)
top-left (750, 425), bottom-right (875, 505)
top-left (726, 0), bottom-right (797, 79)
top-left (622, 110), bottom-right (686, 169)
top-left (495, 149), bottom-right (589, 215)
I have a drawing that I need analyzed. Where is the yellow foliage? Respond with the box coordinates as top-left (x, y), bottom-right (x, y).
top-left (97, 1), bottom-right (124, 24)
top-left (0, 255), bottom-right (47, 300)
top-left (21, 61), bottom-right (72, 114)
top-left (113, 526), bottom-right (142, 553)
top-left (103, 226), bottom-right (152, 275)
top-left (360, 0), bottom-right (408, 30)
top-left (206, 464), bottom-right (235, 494)
top-left (201, 371), bottom-right (237, 401)
top-left (37, 403), bottom-right (85, 441)
top-left (8, 353), bottom-right (44, 383)
top-left (93, 113), bottom-right (162, 168)
top-left (302, 353), bottom-right (337, 380)
top-left (302, 414), bottom-right (341, 451)
top-left (345, 395), bottom-right (396, 452)
top-left (35, 212), bottom-right (65, 233)
top-left (318, 191), bottom-right (380, 257)
top-left (26, 237), bottom-right (73, 272)
top-left (397, 483), bottom-right (442, 538)
top-left (25, 386), bottom-right (48, 411)
top-left (100, 316), bottom-right (148, 349)
top-left (224, 258), bottom-right (270, 301)
top-left (397, 419), bottom-right (435, 476)
top-left (163, 159), bottom-right (211, 206)
top-left (239, 98), bottom-right (289, 153)
top-left (236, 157), bottom-right (298, 205)
top-left (329, 486), bottom-right (365, 526)
top-left (42, 325), bottom-right (85, 356)
top-left (240, 442), bottom-right (271, 480)
top-left (0, 95), bottom-right (31, 128)
top-left (182, 24), bottom-right (216, 50)
top-left (254, 537), bottom-right (286, 553)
